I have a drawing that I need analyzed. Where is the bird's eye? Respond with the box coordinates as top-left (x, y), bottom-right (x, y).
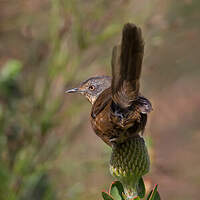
top-left (89, 85), bottom-right (95, 91)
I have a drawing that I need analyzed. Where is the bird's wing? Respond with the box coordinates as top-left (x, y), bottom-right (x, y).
top-left (91, 87), bottom-right (112, 119)
top-left (111, 23), bottom-right (144, 109)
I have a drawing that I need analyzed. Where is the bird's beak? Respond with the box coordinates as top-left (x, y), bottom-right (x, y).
top-left (65, 87), bottom-right (83, 94)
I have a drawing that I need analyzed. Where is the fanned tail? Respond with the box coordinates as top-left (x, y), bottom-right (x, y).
top-left (111, 23), bottom-right (144, 108)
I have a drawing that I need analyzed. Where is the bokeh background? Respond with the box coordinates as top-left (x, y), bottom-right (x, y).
top-left (0, 0), bottom-right (200, 199)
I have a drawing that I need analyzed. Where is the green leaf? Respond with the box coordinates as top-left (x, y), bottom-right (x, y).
top-left (1, 59), bottom-right (22, 81)
top-left (102, 192), bottom-right (114, 200)
top-left (147, 190), bottom-right (152, 199)
top-left (146, 185), bottom-right (161, 200)
top-left (109, 181), bottom-right (125, 200)
top-left (136, 177), bottom-right (146, 198)
top-left (133, 197), bottom-right (140, 200)
top-left (122, 193), bottom-right (127, 200)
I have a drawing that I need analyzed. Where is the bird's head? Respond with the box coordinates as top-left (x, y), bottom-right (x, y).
top-left (65, 76), bottom-right (111, 104)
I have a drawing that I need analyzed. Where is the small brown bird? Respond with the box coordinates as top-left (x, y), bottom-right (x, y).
top-left (65, 23), bottom-right (152, 146)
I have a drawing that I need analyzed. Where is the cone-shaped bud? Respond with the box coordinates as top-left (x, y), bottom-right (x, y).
top-left (109, 135), bottom-right (150, 198)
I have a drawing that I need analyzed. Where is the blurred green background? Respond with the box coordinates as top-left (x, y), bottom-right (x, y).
top-left (0, 0), bottom-right (200, 199)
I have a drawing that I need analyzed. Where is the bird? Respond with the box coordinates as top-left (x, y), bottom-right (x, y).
top-left (65, 23), bottom-right (152, 198)
top-left (65, 23), bottom-right (152, 147)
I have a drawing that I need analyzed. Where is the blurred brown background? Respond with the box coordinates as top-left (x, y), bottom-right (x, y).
top-left (0, 0), bottom-right (200, 200)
